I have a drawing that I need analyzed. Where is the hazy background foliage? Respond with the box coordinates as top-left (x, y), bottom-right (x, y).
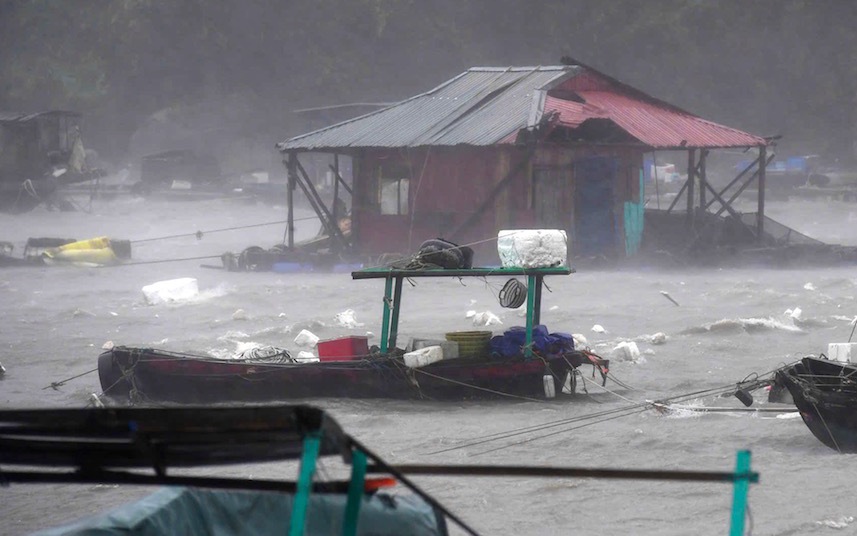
top-left (1, 0), bottom-right (854, 171)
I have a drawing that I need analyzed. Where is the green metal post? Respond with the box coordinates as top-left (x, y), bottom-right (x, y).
top-left (729, 450), bottom-right (752, 536)
top-left (379, 275), bottom-right (393, 354)
top-left (532, 275), bottom-right (543, 326)
top-left (288, 432), bottom-right (322, 536)
top-left (388, 277), bottom-right (404, 350)
top-left (524, 274), bottom-right (536, 357)
top-left (342, 449), bottom-right (368, 536)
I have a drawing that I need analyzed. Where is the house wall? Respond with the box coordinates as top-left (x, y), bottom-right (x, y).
top-left (350, 143), bottom-right (644, 262)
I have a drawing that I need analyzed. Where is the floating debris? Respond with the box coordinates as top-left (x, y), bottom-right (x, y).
top-left (660, 291), bottom-right (680, 306)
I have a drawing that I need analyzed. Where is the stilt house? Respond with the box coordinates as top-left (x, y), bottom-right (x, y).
top-left (277, 63), bottom-right (771, 262)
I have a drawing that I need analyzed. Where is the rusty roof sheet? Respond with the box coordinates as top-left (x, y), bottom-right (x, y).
top-left (549, 91), bottom-right (766, 149)
top-left (279, 66), bottom-right (766, 152)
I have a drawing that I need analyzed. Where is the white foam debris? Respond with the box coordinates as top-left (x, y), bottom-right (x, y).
top-left (296, 351), bottom-right (318, 363)
top-left (572, 333), bottom-right (588, 347)
top-left (788, 307), bottom-right (802, 320)
top-left (643, 349), bottom-right (655, 355)
top-left (89, 393), bottom-right (105, 408)
top-left (102, 341), bottom-right (114, 350)
top-left (549, 305), bottom-right (559, 311)
top-left (472, 311), bottom-right (502, 326)
top-left (334, 309), bottom-right (363, 328)
top-left (469, 299), bottom-right (477, 306)
top-left (142, 277), bottom-right (199, 305)
top-left (804, 282), bottom-right (816, 291)
top-left (591, 324), bottom-right (606, 334)
top-left (232, 308), bottom-right (249, 321)
top-left (278, 312), bottom-right (287, 318)
top-left (0, 361), bottom-right (5, 375)
top-left (649, 332), bottom-right (667, 345)
top-left (611, 341), bottom-right (644, 363)
top-left (366, 331), bottom-right (375, 339)
top-left (294, 329), bottom-right (319, 348)
top-left (109, 311), bottom-right (118, 316)
top-left (816, 516), bottom-right (854, 529)
top-left (465, 310), bottom-right (477, 318)
top-left (72, 308), bottom-right (96, 317)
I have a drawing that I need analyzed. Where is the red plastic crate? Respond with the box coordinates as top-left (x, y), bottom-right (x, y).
top-left (317, 336), bottom-right (370, 361)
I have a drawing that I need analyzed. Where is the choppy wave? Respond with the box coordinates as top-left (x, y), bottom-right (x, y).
top-left (680, 317), bottom-right (804, 335)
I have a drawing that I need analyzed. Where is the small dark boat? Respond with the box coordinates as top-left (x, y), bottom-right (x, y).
top-left (99, 266), bottom-right (609, 404)
top-left (769, 356), bottom-right (857, 452)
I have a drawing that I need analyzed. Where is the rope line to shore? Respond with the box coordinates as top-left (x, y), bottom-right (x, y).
top-left (131, 216), bottom-right (319, 244)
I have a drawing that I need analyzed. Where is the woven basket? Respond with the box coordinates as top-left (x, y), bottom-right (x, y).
top-left (445, 330), bottom-right (492, 358)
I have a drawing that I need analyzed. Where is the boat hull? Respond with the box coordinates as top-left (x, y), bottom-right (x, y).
top-left (99, 346), bottom-right (594, 403)
top-left (774, 357), bottom-right (857, 452)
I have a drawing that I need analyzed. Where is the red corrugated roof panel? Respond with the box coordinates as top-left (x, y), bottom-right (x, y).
top-left (544, 91), bottom-right (765, 148)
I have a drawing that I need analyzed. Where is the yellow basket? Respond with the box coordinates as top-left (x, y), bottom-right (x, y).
top-left (445, 331), bottom-right (492, 358)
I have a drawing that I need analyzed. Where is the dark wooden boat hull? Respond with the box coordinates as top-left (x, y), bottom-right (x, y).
top-left (773, 356), bottom-right (857, 452)
top-left (99, 346), bottom-right (596, 404)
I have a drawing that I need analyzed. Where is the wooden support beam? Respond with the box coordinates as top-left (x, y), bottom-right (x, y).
top-left (757, 145), bottom-right (767, 243)
top-left (686, 149), bottom-right (696, 224)
top-left (713, 152), bottom-right (776, 218)
top-left (294, 158), bottom-right (351, 251)
top-left (703, 155), bottom-right (761, 212)
top-left (665, 179), bottom-right (690, 214)
top-left (328, 164), bottom-right (354, 195)
top-left (333, 154), bottom-right (341, 224)
top-left (698, 150), bottom-right (708, 210)
top-left (286, 153), bottom-right (296, 248)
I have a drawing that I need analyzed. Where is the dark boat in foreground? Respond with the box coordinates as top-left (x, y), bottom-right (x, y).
top-left (0, 404), bottom-right (462, 535)
top-left (1, 404), bottom-right (760, 535)
top-left (99, 266), bottom-right (608, 404)
top-left (768, 356), bottom-right (857, 453)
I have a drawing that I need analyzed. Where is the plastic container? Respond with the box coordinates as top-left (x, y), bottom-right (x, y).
top-left (411, 338), bottom-right (460, 359)
top-left (445, 331), bottom-right (491, 358)
top-left (828, 343), bottom-right (857, 363)
top-left (317, 336), bottom-right (370, 361)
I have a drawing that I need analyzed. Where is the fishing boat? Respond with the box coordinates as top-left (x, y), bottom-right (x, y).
top-left (98, 265), bottom-right (609, 404)
top-left (767, 355), bottom-right (857, 453)
top-left (1, 404), bottom-right (760, 535)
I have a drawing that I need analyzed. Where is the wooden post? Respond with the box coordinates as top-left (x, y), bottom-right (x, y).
top-left (286, 152), bottom-right (296, 249)
top-left (686, 149), bottom-right (696, 224)
top-left (333, 153), bottom-right (341, 224)
top-left (756, 146), bottom-right (767, 243)
top-left (698, 150), bottom-right (707, 211)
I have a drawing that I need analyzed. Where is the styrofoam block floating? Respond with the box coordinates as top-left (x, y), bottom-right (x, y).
top-left (404, 345), bottom-right (444, 368)
top-left (497, 229), bottom-right (567, 269)
top-left (294, 329), bottom-right (320, 348)
top-left (142, 277), bottom-right (199, 305)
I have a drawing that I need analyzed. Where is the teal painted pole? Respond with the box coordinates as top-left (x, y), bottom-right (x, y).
top-left (388, 277), bottom-right (404, 350)
top-left (342, 449), bottom-right (368, 536)
top-left (288, 433), bottom-right (322, 536)
top-left (524, 274), bottom-right (536, 358)
top-left (729, 450), bottom-right (752, 536)
top-left (379, 276), bottom-right (393, 354)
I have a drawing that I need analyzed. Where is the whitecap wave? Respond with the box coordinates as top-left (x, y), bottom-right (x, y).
top-left (680, 317), bottom-right (803, 335)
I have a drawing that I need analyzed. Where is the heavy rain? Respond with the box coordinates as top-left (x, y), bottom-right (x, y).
top-left (2, 2), bottom-right (857, 535)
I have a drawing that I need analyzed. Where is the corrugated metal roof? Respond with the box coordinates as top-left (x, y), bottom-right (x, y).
top-left (0, 110), bottom-right (81, 123)
top-left (546, 91), bottom-right (766, 148)
top-left (278, 65), bottom-right (766, 151)
top-left (278, 67), bottom-right (578, 151)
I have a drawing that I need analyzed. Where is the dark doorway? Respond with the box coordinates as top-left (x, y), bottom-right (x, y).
top-left (574, 156), bottom-right (617, 256)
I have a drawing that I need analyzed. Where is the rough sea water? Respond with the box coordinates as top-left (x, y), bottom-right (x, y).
top-left (3, 192), bottom-right (857, 535)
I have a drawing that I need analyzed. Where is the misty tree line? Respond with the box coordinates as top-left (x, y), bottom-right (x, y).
top-left (1, 0), bottom-right (854, 165)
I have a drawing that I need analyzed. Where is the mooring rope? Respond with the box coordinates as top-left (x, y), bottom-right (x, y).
top-left (411, 368), bottom-right (545, 403)
top-left (42, 367), bottom-right (98, 390)
top-left (131, 216), bottom-right (319, 244)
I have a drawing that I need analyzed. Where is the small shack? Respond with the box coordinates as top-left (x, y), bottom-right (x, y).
top-left (0, 110), bottom-right (100, 213)
top-left (276, 62), bottom-right (771, 263)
